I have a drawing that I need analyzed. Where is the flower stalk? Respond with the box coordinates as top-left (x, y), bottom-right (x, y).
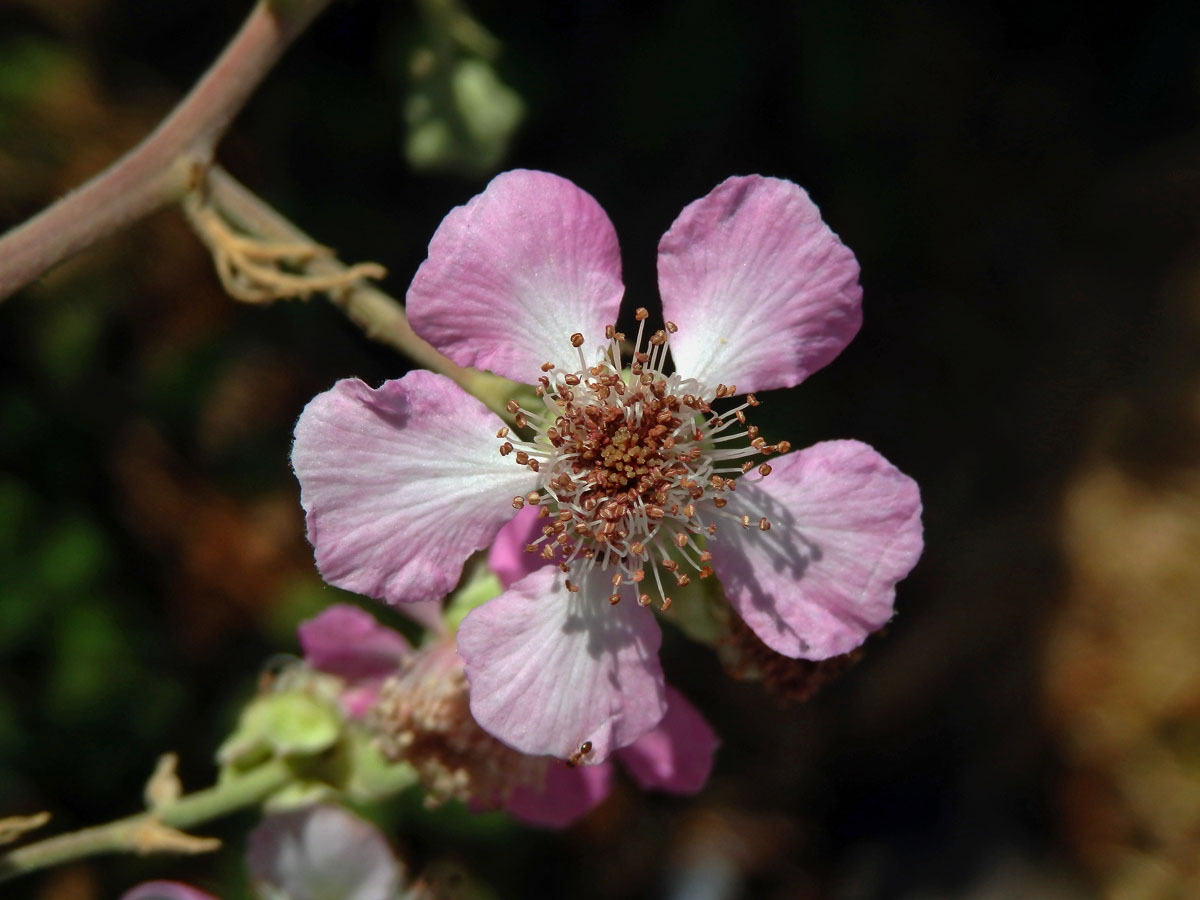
top-left (0, 0), bottom-right (333, 301)
top-left (0, 757), bottom-right (294, 884)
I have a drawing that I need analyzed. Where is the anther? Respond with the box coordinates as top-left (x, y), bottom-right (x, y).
top-left (499, 442), bottom-right (514, 456)
top-left (526, 491), bottom-right (541, 505)
top-left (638, 593), bottom-right (652, 607)
top-left (740, 515), bottom-right (752, 528)
top-left (608, 593), bottom-right (621, 605)
top-left (496, 426), bottom-right (509, 438)
top-left (676, 573), bottom-right (691, 587)
top-left (633, 569), bottom-right (645, 582)
top-left (515, 413), bottom-right (528, 429)
top-left (759, 518), bottom-right (771, 531)
top-left (541, 362), bottom-right (555, 371)
top-left (758, 463), bottom-right (772, 476)
top-left (740, 461), bottom-right (755, 473)
top-left (570, 333), bottom-right (585, 347)
top-left (634, 307), bottom-right (649, 321)
top-left (511, 496), bottom-right (525, 509)
top-left (661, 596), bottom-right (673, 611)
top-left (505, 400), bottom-right (520, 413)
top-left (776, 440), bottom-right (792, 453)
top-left (665, 321), bottom-right (678, 333)
top-left (673, 532), bottom-right (690, 549)
top-left (746, 394), bottom-right (760, 406)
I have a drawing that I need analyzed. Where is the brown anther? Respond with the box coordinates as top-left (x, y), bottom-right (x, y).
top-left (747, 425), bottom-right (760, 439)
top-left (566, 580), bottom-right (579, 592)
top-left (708, 523), bottom-right (718, 535)
top-left (611, 573), bottom-right (623, 586)
top-left (714, 497), bottom-right (728, 508)
top-left (570, 332), bottom-right (585, 347)
top-left (630, 542), bottom-right (646, 555)
top-left (633, 569), bottom-right (646, 582)
top-left (499, 442), bottom-right (514, 456)
top-left (524, 543), bottom-right (537, 553)
top-left (758, 463), bottom-right (772, 476)
top-left (735, 409), bottom-right (746, 424)
top-left (676, 573), bottom-right (691, 587)
top-left (646, 506), bottom-right (665, 520)
top-left (665, 320), bottom-right (678, 333)
top-left (759, 517), bottom-right (771, 531)
top-left (541, 361), bottom-right (555, 371)
top-left (740, 460), bottom-right (755, 474)
top-left (638, 593), bottom-right (652, 607)
top-left (650, 330), bottom-right (667, 346)
top-left (515, 451), bottom-right (529, 465)
top-left (727, 384), bottom-right (736, 395)
top-left (529, 459), bottom-right (540, 472)
top-left (715, 384), bottom-right (728, 398)
top-left (776, 440), bottom-right (792, 453)
top-left (605, 324), bottom-right (616, 339)
top-left (515, 413), bottom-right (528, 429)
top-left (537, 506), bottom-right (550, 519)
top-left (746, 393), bottom-right (760, 406)
top-left (526, 491), bottom-right (541, 505)
top-left (608, 593), bottom-right (621, 605)
top-left (740, 515), bottom-right (752, 528)
top-left (751, 437), bottom-right (767, 450)
top-left (674, 532), bottom-right (690, 548)
top-left (505, 399), bottom-right (520, 413)
top-left (496, 426), bottom-right (510, 438)
top-left (699, 550), bottom-right (713, 563)
top-left (660, 596), bottom-right (673, 612)
top-left (511, 496), bottom-right (525, 509)
top-left (564, 374), bottom-right (581, 386)
top-left (662, 560), bottom-right (679, 572)
top-left (699, 565), bottom-right (713, 578)
top-left (541, 546), bottom-right (555, 559)
top-left (634, 307), bottom-right (649, 321)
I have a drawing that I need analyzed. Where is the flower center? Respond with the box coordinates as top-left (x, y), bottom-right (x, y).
top-left (499, 308), bottom-right (789, 610)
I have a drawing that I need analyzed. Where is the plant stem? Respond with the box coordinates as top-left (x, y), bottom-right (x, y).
top-left (205, 165), bottom-right (516, 415)
top-left (0, 0), bottom-right (334, 301)
top-left (0, 757), bottom-right (294, 884)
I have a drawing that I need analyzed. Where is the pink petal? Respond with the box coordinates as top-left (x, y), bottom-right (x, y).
top-left (247, 805), bottom-right (403, 900)
top-left (457, 566), bottom-right (667, 762)
top-left (503, 761), bottom-right (614, 828)
top-left (121, 884), bottom-right (220, 900)
top-left (298, 605), bottom-right (410, 681)
top-left (407, 170), bottom-right (625, 383)
top-left (488, 505), bottom-right (551, 588)
top-left (709, 440), bottom-right (923, 659)
top-left (616, 686), bottom-right (717, 794)
top-left (292, 370), bottom-right (538, 604)
top-left (658, 176), bottom-right (862, 394)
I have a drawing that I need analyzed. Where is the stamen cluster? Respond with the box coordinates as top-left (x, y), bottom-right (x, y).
top-left (500, 308), bottom-right (790, 610)
top-left (372, 643), bottom-right (550, 808)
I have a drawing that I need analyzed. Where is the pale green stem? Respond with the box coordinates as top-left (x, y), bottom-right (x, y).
top-left (0, 0), bottom-right (334, 301)
top-left (0, 757), bottom-right (294, 884)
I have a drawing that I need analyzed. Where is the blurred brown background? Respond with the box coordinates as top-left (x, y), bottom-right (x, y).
top-left (2, 0), bottom-right (1200, 898)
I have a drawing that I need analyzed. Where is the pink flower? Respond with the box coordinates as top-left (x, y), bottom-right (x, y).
top-left (301, 605), bottom-right (717, 828)
top-left (292, 170), bottom-right (923, 762)
top-left (121, 804), bottom-right (409, 900)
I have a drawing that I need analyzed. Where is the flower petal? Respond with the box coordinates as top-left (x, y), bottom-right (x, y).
top-left (616, 687), bottom-right (717, 793)
top-left (503, 761), bottom-right (614, 828)
top-left (121, 884), bottom-right (220, 900)
top-left (292, 370), bottom-right (538, 604)
top-left (709, 440), bottom-right (922, 659)
top-left (488, 504), bottom-right (550, 588)
top-left (658, 175), bottom-right (862, 394)
top-left (298, 605), bottom-right (410, 681)
top-left (247, 805), bottom-right (404, 900)
top-left (407, 170), bottom-right (625, 382)
top-left (457, 566), bottom-right (667, 762)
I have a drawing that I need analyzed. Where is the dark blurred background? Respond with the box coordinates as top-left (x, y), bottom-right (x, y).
top-left (3, 0), bottom-right (1200, 897)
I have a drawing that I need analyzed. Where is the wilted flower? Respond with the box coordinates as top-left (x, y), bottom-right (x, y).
top-left (292, 170), bottom-right (923, 761)
top-left (300, 604), bottom-right (717, 828)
